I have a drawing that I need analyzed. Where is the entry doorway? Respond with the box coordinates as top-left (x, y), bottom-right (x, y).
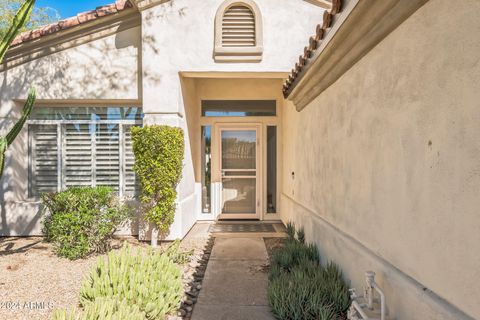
top-left (216, 124), bottom-right (261, 220)
top-left (197, 97), bottom-right (280, 222)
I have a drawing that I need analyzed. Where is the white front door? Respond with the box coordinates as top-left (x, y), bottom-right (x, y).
top-left (217, 124), bottom-right (261, 219)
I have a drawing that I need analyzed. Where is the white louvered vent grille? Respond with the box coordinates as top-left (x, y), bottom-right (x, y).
top-left (30, 124), bottom-right (58, 195)
top-left (222, 5), bottom-right (256, 47)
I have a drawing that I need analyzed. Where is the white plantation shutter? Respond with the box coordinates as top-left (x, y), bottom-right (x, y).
top-left (123, 125), bottom-right (139, 196)
top-left (29, 108), bottom-right (141, 197)
top-left (30, 124), bottom-right (59, 195)
top-left (222, 5), bottom-right (256, 47)
top-left (95, 124), bottom-right (120, 190)
top-left (64, 124), bottom-right (93, 187)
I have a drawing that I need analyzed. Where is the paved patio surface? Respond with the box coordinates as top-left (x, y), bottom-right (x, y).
top-left (191, 237), bottom-right (275, 320)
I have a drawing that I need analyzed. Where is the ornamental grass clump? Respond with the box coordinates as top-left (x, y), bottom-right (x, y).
top-left (80, 244), bottom-right (183, 320)
top-left (42, 186), bottom-right (129, 260)
top-left (268, 224), bottom-right (350, 320)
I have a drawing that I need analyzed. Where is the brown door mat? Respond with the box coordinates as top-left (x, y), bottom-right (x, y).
top-left (208, 223), bottom-right (276, 233)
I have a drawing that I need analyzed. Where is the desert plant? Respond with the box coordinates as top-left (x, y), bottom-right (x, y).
top-left (268, 224), bottom-right (350, 320)
top-left (1, 0), bottom-right (60, 39)
top-left (42, 186), bottom-right (129, 260)
top-left (80, 244), bottom-right (183, 320)
top-left (0, 0), bottom-right (35, 60)
top-left (52, 298), bottom-right (146, 320)
top-left (270, 240), bottom-right (320, 279)
top-left (131, 125), bottom-right (184, 246)
top-left (0, 0), bottom-right (36, 180)
top-left (296, 227), bottom-right (305, 244)
top-left (285, 221), bottom-right (296, 241)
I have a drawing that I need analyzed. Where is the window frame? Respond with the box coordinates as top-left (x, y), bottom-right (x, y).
top-left (28, 110), bottom-right (142, 198)
top-left (214, 0), bottom-right (263, 62)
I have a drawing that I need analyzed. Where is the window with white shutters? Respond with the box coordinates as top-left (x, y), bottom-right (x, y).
top-left (29, 124), bottom-right (59, 195)
top-left (123, 124), bottom-right (139, 195)
top-left (28, 107), bottom-right (141, 197)
top-left (64, 123), bottom-right (93, 188)
top-left (214, 0), bottom-right (263, 62)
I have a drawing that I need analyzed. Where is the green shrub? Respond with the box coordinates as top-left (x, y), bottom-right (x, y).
top-left (42, 186), bottom-right (129, 260)
top-left (52, 298), bottom-right (146, 320)
top-left (131, 125), bottom-right (184, 235)
top-left (268, 225), bottom-right (350, 320)
top-left (80, 244), bottom-right (183, 320)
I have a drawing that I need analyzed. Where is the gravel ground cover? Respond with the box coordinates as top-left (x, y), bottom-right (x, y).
top-left (0, 233), bottom-right (211, 320)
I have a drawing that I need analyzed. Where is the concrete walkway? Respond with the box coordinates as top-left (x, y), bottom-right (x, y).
top-left (191, 237), bottom-right (275, 320)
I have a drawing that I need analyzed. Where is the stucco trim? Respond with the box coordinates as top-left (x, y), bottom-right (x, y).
top-left (9, 0), bottom-right (134, 48)
top-left (179, 71), bottom-right (289, 79)
top-left (1, 11), bottom-right (141, 72)
top-left (135, 0), bottom-right (170, 11)
top-left (214, 0), bottom-right (263, 62)
top-left (303, 0), bottom-right (332, 9)
top-left (286, 0), bottom-right (430, 111)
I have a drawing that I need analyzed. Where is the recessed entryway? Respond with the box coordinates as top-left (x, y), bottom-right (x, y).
top-left (217, 124), bottom-right (261, 219)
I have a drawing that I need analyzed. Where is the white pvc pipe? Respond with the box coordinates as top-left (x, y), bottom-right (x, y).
top-left (373, 283), bottom-right (386, 320)
top-left (365, 271), bottom-right (386, 320)
top-left (351, 300), bottom-right (370, 319)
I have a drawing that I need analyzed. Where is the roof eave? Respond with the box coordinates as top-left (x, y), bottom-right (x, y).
top-left (8, 0), bottom-right (135, 49)
top-left (285, 0), bottom-right (430, 111)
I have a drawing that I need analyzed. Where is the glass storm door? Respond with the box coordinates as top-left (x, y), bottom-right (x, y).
top-left (219, 126), bottom-right (260, 219)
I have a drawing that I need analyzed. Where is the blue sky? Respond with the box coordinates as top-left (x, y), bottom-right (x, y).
top-left (36, 0), bottom-right (111, 18)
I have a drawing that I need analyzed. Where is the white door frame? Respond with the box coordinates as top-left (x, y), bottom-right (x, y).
top-left (214, 123), bottom-right (262, 220)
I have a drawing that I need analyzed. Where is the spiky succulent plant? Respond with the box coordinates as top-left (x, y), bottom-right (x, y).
top-left (0, 0), bottom-right (37, 179)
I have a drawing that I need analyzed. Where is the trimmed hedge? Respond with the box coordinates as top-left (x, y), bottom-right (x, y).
top-left (268, 224), bottom-right (350, 320)
top-left (131, 125), bottom-right (184, 235)
top-left (42, 186), bottom-right (129, 260)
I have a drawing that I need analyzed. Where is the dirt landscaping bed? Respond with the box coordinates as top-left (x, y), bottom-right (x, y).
top-left (0, 234), bottom-right (211, 320)
top-left (264, 237), bottom-right (286, 260)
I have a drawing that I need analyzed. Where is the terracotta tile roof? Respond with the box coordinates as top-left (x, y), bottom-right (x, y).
top-left (10, 0), bottom-right (134, 47)
top-left (282, 0), bottom-right (342, 98)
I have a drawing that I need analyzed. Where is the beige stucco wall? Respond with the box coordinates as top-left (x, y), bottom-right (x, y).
top-left (1, 0), bottom-right (323, 238)
top-left (0, 24), bottom-right (141, 236)
top-left (281, 0), bottom-right (480, 319)
top-left (141, 0), bottom-right (325, 114)
top-left (140, 0), bottom-right (324, 237)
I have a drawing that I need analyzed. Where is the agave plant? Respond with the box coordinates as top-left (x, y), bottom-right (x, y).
top-left (0, 0), bottom-right (37, 178)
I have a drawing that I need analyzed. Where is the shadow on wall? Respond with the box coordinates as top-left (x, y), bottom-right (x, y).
top-left (1, 23), bottom-right (142, 102)
top-left (0, 18), bottom-right (146, 236)
top-left (142, 0), bottom-right (188, 88)
top-left (0, 202), bottom-right (43, 236)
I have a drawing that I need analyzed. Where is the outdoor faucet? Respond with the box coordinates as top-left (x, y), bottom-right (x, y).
top-left (347, 271), bottom-right (387, 320)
